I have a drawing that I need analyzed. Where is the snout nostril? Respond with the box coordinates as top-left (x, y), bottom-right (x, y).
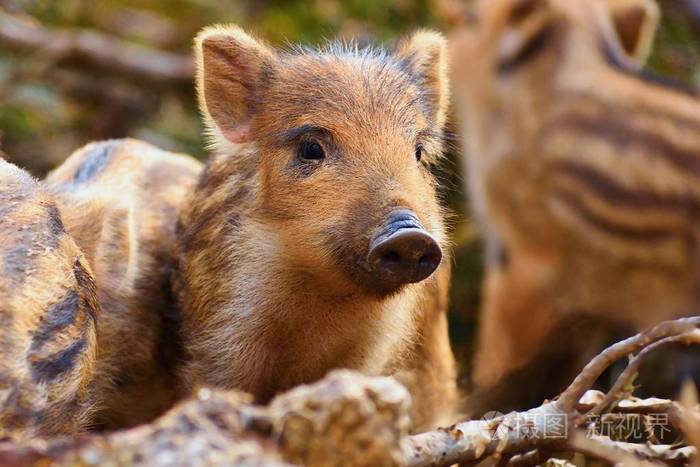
top-left (419, 252), bottom-right (440, 268)
top-left (382, 251), bottom-right (401, 264)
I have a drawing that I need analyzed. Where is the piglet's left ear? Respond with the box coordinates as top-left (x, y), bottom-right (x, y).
top-left (195, 24), bottom-right (277, 149)
top-left (396, 30), bottom-right (450, 129)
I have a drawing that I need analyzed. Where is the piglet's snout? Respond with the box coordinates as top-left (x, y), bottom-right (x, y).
top-left (367, 209), bottom-right (441, 288)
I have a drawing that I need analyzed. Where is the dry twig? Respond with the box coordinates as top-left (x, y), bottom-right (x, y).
top-left (567, 431), bottom-right (684, 466)
top-left (402, 402), bottom-right (568, 467)
top-left (586, 330), bottom-right (700, 419)
top-left (557, 317), bottom-right (700, 412)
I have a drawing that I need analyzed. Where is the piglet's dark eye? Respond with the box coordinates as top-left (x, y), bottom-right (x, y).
top-left (298, 141), bottom-right (325, 161)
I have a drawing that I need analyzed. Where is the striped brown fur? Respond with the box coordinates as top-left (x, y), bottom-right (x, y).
top-left (0, 139), bottom-right (202, 434)
top-left (0, 159), bottom-right (98, 439)
top-left (45, 139), bottom-right (202, 429)
top-left (451, 0), bottom-right (700, 403)
top-left (0, 26), bottom-right (456, 434)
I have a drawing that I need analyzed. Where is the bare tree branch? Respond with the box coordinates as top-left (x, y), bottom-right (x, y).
top-left (577, 393), bottom-right (681, 415)
top-left (567, 431), bottom-right (687, 466)
top-left (556, 317), bottom-right (700, 412)
top-left (587, 330), bottom-right (700, 418)
top-left (562, 430), bottom-right (693, 466)
top-left (402, 403), bottom-right (568, 467)
top-left (0, 10), bottom-right (193, 84)
top-left (403, 317), bottom-right (700, 466)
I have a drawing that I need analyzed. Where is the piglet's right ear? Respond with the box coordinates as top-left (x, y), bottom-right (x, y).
top-left (195, 25), bottom-right (276, 147)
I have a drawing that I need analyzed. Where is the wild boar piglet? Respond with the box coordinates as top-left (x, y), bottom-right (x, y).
top-left (177, 25), bottom-right (457, 429)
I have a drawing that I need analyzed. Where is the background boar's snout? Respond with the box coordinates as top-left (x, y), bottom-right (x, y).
top-left (367, 210), bottom-right (442, 288)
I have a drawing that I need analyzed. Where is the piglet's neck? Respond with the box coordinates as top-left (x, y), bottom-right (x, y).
top-left (183, 221), bottom-right (415, 396)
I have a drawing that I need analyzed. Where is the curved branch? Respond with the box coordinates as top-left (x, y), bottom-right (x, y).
top-left (585, 330), bottom-right (700, 419)
top-left (556, 317), bottom-right (700, 412)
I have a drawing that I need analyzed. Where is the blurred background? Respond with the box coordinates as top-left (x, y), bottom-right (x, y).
top-left (0, 0), bottom-right (698, 391)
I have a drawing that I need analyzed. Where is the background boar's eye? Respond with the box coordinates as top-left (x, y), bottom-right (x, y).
top-left (415, 145), bottom-right (424, 162)
top-left (298, 141), bottom-right (325, 161)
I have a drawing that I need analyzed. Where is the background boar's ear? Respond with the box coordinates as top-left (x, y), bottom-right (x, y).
top-left (195, 25), bottom-right (277, 149)
top-left (601, 0), bottom-right (659, 70)
top-left (396, 30), bottom-right (449, 129)
top-left (493, 0), bottom-right (555, 73)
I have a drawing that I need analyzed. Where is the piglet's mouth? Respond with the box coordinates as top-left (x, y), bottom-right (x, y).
top-left (363, 209), bottom-right (442, 289)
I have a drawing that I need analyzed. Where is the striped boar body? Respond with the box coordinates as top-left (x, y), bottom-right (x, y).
top-left (45, 139), bottom-right (202, 429)
top-left (451, 0), bottom-right (700, 406)
top-left (0, 159), bottom-right (99, 439)
top-left (0, 26), bottom-right (456, 434)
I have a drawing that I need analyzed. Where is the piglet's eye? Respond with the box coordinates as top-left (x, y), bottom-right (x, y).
top-left (298, 141), bottom-right (325, 161)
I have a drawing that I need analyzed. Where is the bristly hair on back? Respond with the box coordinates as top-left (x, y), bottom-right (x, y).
top-left (282, 38), bottom-right (392, 63)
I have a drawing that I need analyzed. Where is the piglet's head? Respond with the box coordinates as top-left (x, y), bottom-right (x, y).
top-left (196, 26), bottom-right (449, 296)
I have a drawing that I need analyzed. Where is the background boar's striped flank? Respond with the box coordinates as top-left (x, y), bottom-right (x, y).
top-left (450, 0), bottom-right (700, 415)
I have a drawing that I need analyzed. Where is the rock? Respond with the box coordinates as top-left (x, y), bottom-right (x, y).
top-left (271, 370), bottom-right (411, 467)
top-left (0, 370), bottom-right (412, 466)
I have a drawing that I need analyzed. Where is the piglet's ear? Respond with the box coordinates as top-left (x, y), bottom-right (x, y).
top-left (396, 30), bottom-right (450, 129)
top-left (602, 0), bottom-right (659, 70)
top-left (195, 25), bottom-right (277, 149)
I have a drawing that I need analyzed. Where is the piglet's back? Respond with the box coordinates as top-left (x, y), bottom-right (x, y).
top-left (44, 138), bottom-right (202, 429)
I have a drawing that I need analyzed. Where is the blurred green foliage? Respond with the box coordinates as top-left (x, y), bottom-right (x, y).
top-left (0, 0), bottom-right (447, 170)
top-left (0, 0), bottom-right (698, 386)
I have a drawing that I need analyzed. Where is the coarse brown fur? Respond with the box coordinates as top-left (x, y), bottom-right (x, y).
top-left (0, 159), bottom-right (99, 439)
top-left (45, 139), bottom-right (202, 429)
top-left (451, 0), bottom-right (700, 410)
top-left (0, 139), bottom-right (201, 437)
top-left (0, 26), bottom-right (456, 435)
